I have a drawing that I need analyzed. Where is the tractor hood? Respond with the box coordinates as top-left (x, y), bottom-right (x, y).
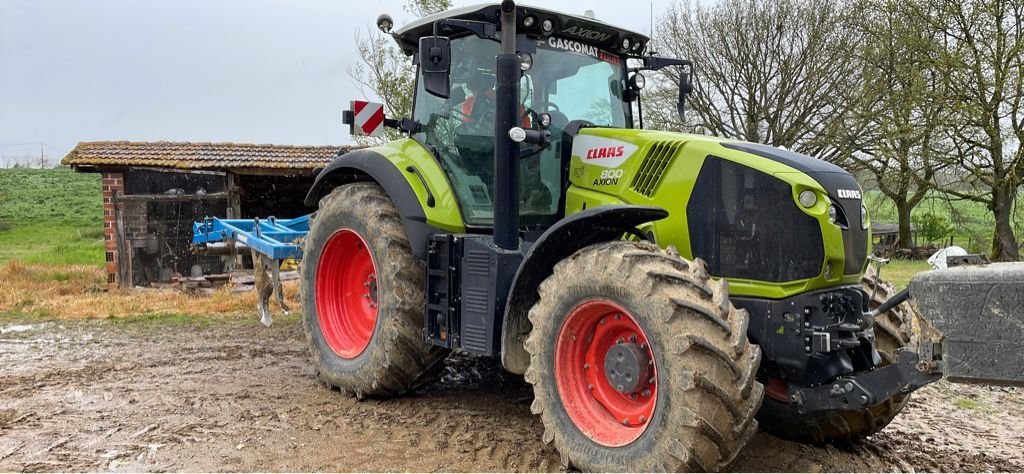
top-left (565, 128), bottom-right (870, 297)
top-left (718, 142), bottom-right (870, 277)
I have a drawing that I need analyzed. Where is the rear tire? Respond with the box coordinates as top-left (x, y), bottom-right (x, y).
top-left (755, 268), bottom-right (912, 444)
top-left (525, 241), bottom-right (763, 471)
top-left (300, 183), bottom-right (446, 398)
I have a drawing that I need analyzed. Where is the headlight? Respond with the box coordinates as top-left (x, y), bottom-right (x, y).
top-left (861, 204), bottom-right (869, 230)
top-left (798, 190), bottom-right (817, 208)
top-left (828, 205), bottom-right (838, 224)
top-left (629, 72), bottom-right (646, 90)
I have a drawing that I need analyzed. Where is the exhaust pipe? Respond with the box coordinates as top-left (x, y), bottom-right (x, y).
top-left (493, 0), bottom-right (519, 250)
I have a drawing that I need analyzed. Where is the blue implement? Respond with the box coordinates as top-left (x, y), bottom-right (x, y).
top-left (192, 215), bottom-right (310, 260)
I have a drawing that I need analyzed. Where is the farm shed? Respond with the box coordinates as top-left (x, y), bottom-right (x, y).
top-left (870, 222), bottom-right (918, 257)
top-left (62, 141), bottom-right (355, 289)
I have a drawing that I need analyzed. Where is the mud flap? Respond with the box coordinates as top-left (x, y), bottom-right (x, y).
top-left (909, 262), bottom-right (1024, 387)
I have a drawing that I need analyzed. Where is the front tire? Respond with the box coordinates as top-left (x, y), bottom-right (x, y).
top-left (524, 241), bottom-right (763, 472)
top-left (300, 183), bottom-right (446, 398)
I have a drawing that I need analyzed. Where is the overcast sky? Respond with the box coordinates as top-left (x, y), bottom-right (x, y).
top-left (0, 0), bottom-right (664, 165)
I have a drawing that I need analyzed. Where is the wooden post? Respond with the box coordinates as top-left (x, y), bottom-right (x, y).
top-left (227, 173), bottom-right (242, 218)
top-left (112, 191), bottom-right (130, 288)
top-left (225, 173), bottom-right (244, 271)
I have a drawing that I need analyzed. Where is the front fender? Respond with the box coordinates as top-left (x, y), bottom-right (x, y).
top-left (499, 205), bottom-right (669, 374)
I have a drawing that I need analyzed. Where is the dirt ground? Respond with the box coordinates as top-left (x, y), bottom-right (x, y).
top-left (1, 316), bottom-right (1021, 473)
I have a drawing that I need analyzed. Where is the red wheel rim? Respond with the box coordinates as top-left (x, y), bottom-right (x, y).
top-left (315, 229), bottom-right (378, 359)
top-left (765, 377), bottom-right (789, 402)
top-left (555, 300), bottom-right (658, 447)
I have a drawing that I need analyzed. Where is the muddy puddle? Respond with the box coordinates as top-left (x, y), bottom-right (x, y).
top-left (0, 316), bottom-right (1021, 472)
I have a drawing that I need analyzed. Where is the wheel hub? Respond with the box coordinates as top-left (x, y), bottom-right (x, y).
top-left (363, 274), bottom-right (378, 309)
top-left (604, 342), bottom-right (651, 395)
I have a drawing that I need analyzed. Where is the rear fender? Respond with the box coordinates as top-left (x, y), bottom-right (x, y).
top-left (499, 205), bottom-right (669, 374)
top-left (305, 141), bottom-right (465, 260)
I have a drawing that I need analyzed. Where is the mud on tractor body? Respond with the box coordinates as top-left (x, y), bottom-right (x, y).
top-left (290, 2), bottom-right (1017, 471)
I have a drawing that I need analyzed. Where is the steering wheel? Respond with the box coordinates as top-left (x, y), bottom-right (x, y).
top-left (536, 101), bottom-right (560, 113)
top-left (525, 102), bottom-right (569, 131)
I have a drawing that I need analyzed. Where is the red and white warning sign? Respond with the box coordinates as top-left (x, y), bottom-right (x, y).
top-left (350, 100), bottom-right (385, 137)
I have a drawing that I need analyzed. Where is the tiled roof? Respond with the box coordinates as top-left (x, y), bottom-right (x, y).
top-left (62, 141), bottom-right (358, 170)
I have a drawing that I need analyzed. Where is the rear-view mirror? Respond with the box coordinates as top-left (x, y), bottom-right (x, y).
top-left (419, 36), bottom-right (452, 99)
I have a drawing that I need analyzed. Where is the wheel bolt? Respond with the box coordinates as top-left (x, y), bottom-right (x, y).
top-left (583, 363), bottom-right (589, 369)
top-left (600, 318), bottom-right (606, 325)
top-left (639, 415), bottom-right (646, 423)
top-left (629, 334), bottom-right (638, 342)
top-left (614, 314), bottom-right (621, 320)
top-left (588, 384), bottom-right (594, 391)
top-left (640, 343), bottom-right (647, 350)
top-left (649, 377), bottom-right (656, 385)
top-left (642, 389), bottom-right (651, 397)
top-left (630, 392), bottom-right (638, 399)
top-left (616, 338), bottom-right (625, 344)
top-left (622, 418), bottom-right (630, 425)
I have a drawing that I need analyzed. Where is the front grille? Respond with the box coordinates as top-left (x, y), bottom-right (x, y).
top-left (630, 142), bottom-right (680, 197)
top-left (687, 156), bottom-right (825, 282)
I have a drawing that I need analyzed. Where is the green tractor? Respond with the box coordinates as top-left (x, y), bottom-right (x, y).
top-left (300, 2), bottom-right (937, 470)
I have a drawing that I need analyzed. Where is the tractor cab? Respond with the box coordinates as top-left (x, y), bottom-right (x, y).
top-left (387, 4), bottom-right (673, 229)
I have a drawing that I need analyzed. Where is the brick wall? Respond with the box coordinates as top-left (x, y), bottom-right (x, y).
top-left (123, 201), bottom-right (148, 241)
top-left (102, 173), bottom-right (124, 289)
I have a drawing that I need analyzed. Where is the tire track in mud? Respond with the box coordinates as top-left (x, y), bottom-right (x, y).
top-left (0, 317), bottom-right (1020, 472)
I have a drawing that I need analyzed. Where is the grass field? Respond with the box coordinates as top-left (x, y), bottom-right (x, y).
top-left (876, 259), bottom-right (931, 291)
top-left (0, 168), bottom-right (104, 266)
top-left (864, 190), bottom-right (1024, 255)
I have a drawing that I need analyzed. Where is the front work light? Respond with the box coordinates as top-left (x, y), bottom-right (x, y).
top-left (798, 190), bottom-right (817, 208)
top-left (629, 72), bottom-right (646, 90)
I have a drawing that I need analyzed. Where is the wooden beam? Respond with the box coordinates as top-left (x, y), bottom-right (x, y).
top-left (127, 166), bottom-right (227, 176)
top-left (116, 192), bottom-right (228, 202)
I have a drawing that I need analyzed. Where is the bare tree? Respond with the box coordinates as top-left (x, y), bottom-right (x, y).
top-left (922, 0), bottom-right (1024, 261)
top-left (652, 0), bottom-right (863, 161)
top-left (349, 0), bottom-right (452, 144)
top-left (826, 0), bottom-right (955, 247)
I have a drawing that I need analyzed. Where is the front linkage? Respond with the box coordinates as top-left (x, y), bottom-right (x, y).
top-left (736, 285), bottom-right (939, 414)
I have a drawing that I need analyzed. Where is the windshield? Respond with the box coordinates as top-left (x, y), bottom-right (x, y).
top-left (529, 37), bottom-right (629, 128)
top-left (413, 36), bottom-right (629, 226)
